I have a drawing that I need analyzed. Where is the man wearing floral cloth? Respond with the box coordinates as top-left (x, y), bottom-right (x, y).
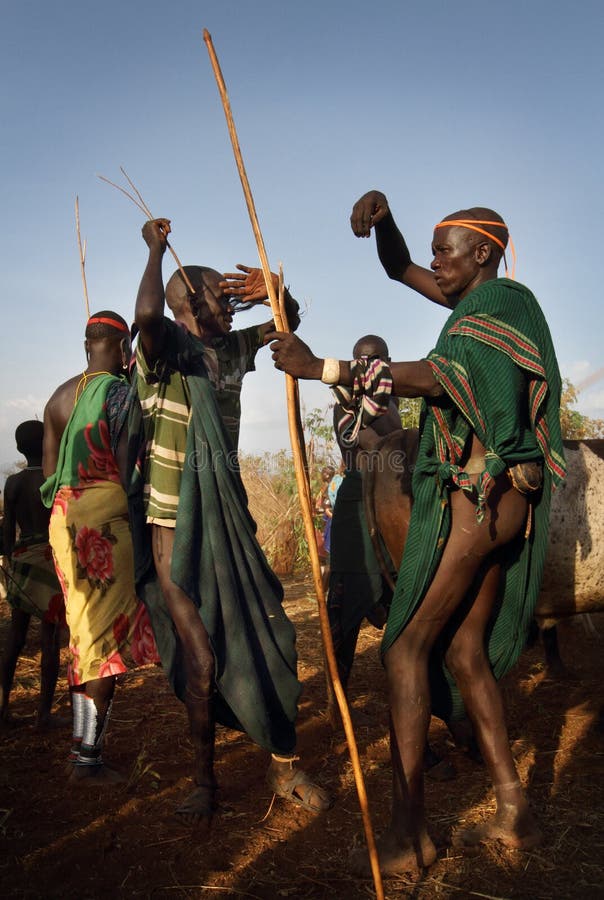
top-left (42, 311), bottom-right (159, 783)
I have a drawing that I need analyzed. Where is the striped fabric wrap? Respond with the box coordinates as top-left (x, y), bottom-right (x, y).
top-left (136, 320), bottom-right (261, 524)
top-left (136, 334), bottom-right (192, 526)
top-left (382, 277), bottom-right (566, 721)
top-left (132, 321), bottom-right (301, 755)
top-left (331, 358), bottom-right (393, 447)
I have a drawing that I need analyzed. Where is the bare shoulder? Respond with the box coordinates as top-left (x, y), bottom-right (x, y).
top-left (45, 375), bottom-right (80, 424)
top-left (3, 472), bottom-right (19, 501)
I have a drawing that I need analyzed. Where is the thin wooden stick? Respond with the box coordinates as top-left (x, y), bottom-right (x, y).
top-left (97, 172), bottom-right (196, 295)
top-left (75, 196), bottom-right (90, 319)
top-left (203, 29), bottom-right (384, 900)
top-left (97, 174), bottom-right (149, 217)
top-left (120, 167), bottom-right (155, 218)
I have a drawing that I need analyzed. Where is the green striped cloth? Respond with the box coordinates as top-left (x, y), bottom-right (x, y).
top-left (133, 322), bottom-right (300, 755)
top-left (136, 332), bottom-right (191, 524)
top-left (136, 320), bottom-right (261, 523)
top-left (382, 278), bottom-right (566, 721)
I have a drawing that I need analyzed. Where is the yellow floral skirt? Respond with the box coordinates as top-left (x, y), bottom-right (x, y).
top-left (49, 481), bottom-right (159, 686)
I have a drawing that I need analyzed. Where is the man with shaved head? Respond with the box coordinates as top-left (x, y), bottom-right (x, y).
top-left (134, 218), bottom-right (330, 825)
top-left (326, 333), bottom-right (401, 713)
top-left (268, 191), bottom-right (565, 873)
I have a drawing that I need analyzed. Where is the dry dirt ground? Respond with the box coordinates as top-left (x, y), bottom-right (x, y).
top-left (1, 576), bottom-right (603, 900)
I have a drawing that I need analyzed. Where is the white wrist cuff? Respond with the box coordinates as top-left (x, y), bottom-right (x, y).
top-left (321, 358), bottom-right (340, 385)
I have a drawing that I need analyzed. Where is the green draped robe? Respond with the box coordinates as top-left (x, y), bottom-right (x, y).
top-left (132, 323), bottom-right (300, 755)
top-left (382, 278), bottom-right (566, 721)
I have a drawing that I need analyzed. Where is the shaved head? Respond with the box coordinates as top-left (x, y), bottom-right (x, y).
top-left (15, 420), bottom-right (44, 457)
top-left (353, 334), bottom-right (390, 360)
top-left (440, 207), bottom-right (508, 263)
top-left (165, 266), bottom-right (222, 316)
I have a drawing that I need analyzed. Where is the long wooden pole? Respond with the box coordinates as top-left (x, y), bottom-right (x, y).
top-left (202, 29), bottom-right (384, 899)
top-left (75, 196), bottom-right (90, 319)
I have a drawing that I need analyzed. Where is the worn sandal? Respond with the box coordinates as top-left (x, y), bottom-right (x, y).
top-left (266, 762), bottom-right (332, 812)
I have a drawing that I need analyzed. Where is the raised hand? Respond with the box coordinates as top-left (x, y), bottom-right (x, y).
top-left (220, 264), bottom-right (278, 304)
top-left (141, 218), bottom-right (171, 253)
top-left (350, 191), bottom-right (390, 237)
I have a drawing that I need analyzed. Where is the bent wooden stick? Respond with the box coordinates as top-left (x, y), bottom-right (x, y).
top-left (97, 172), bottom-right (196, 295)
top-left (203, 29), bottom-right (384, 899)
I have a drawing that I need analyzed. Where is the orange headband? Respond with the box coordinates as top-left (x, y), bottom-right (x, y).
top-left (87, 315), bottom-right (130, 334)
top-left (434, 219), bottom-right (516, 279)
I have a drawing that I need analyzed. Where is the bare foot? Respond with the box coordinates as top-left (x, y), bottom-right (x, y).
top-left (36, 712), bottom-right (71, 731)
top-left (425, 757), bottom-right (457, 782)
top-left (423, 743), bottom-right (456, 781)
top-left (350, 828), bottom-right (437, 876)
top-left (453, 808), bottom-right (542, 850)
top-left (68, 763), bottom-right (125, 785)
top-left (175, 784), bottom-right (217, 827)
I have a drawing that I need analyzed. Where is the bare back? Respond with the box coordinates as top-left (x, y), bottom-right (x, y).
top-left (3, 468), bottom-right (51, 555)
top-left (42, 375), bottom-right (81, 479)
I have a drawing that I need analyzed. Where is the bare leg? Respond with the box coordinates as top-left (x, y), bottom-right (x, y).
top-left (152, 525), bottom-right (216, 825)
top-left (0, 609), bottom-right (32, 725)
top-left (37, 621), bottom-right (66, 729)
top-left (445, 564), bottom-right (541, 848)
top-left (354, 474), bottom-right (532, 875)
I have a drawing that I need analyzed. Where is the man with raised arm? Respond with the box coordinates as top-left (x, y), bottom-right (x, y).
top-left (134, 217), bottom-right (330, 825)
top-left (268, 194), bottom-right (565, 873)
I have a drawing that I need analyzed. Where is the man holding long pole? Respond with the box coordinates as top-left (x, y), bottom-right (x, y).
top-left (133, 217), bottom-right (331, 824)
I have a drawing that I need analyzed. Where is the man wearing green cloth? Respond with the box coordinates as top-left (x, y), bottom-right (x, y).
top-left (133, 217), bottom-right (331, 825)
top-left (268, 191), bottom-right (565, 874)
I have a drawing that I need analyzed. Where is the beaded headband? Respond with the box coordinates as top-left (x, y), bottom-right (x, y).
top-left (86, 315), bottom-right (130, 334)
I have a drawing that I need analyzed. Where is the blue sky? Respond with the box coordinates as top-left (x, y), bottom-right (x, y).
top-left (1, 0), bottom-right (602, 479)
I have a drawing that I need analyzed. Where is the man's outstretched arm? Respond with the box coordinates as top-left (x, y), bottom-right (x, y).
top-left (350, 190), bottom-right (451, 309)
top-left (267, 331), bottom-right (443, 399)
top-left (135, 218), bottom-right (171, 363)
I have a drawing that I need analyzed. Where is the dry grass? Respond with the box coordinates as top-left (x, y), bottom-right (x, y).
top-left (240, 456), bottom-right (308, 575)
